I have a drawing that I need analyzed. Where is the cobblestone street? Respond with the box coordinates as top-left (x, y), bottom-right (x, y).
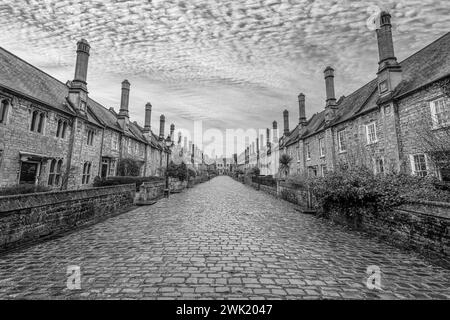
top-left (0, 176), bottom-right (449, 300)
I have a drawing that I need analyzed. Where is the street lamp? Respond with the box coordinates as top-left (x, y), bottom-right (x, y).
top-left (164, 135), bottom-right (173, 197)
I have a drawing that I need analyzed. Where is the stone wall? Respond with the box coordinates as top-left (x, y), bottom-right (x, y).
top-left (321, 201), bottom-right (450, 267)
top-left (0, 184), bottom-right (135, 252)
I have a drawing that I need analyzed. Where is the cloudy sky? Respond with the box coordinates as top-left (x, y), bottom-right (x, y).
top-left (0, 0), bottom-right (449, 157)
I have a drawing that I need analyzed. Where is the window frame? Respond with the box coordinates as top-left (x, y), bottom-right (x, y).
top-left (410, 154), bottom-right (428, 177)
top-left (365, 122), bottom-right (378, 145)
top-left (305, 143), bottom-right (311, 160)
top-left (337, 129), bottom-right (347, 153)
top-left (430, 97), bottom-right (449, 129)
top-left (0, 99), bottom-right (9, 124)
top-left (319, 137), bottom-right (325, 158)
top-left (82, 161), bottom-right (92, 184)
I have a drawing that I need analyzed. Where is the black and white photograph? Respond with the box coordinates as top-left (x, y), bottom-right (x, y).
top-left (0, 0), bottom-right (449, 309)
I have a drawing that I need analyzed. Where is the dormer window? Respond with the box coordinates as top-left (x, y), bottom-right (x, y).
top-left (80, 101), bottom-right (87, 112)
top-left (379, 80), bottom-right (388, 94)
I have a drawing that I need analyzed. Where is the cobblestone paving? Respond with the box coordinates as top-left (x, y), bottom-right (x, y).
top-left (0, 176), bottom-right (449, 300)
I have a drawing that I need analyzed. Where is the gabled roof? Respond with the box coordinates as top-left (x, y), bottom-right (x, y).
top-left (284, 31), bottom-right (450, 145)
top-left (0, 45), bottom-right (166, 148)
top-left (0, 47), bottom-right (74, 115)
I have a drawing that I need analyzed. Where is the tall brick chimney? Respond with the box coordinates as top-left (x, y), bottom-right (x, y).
top-left (73, 39), bottom-right (90, 90)
top-left (170, 124), bottom-right (175, 142)
top-left (324, 66), bottom-right (337, 123)
top-left (117, 80), bottom-right (130, 129)
top-left (68, 39), bottom-right (90, 115)
top-left (298, 93), bottom-right (306, 126)
top-left (266, 128), bottom-right (270, 147)
top-left (283, 109), bottom-right (289, 136)
top-left (143, 102), bottom-right (152, 133)
top-left (272, 121), bottom-right (278, 143)
top-left (376, 11), bottom-right (402, 96)
top-left (159, 114), bottom-right (165, 140)
top-left (118, 80), bottom-right (130, 119)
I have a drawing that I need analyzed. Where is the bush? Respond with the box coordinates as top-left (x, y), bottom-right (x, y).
top-left (0, 184), bottom-right (51, 196)
top-left (166, 161), bottom-right (188, 182)
top-left (245, 166), bottom-right (260, 177)
top-left (306, 166), bottom-right (450, 210)
top-left (93, 176), bottom-right (164, 190)
top-left (188, 167), bottom-right (197, 178)
top-left (117, 158), bottom-right (141, 176)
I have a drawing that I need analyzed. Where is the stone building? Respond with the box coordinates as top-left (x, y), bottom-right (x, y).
top-left (277, 12), bottom-right (449, 181)
top-left (0, 39), bottom-right (172, 189)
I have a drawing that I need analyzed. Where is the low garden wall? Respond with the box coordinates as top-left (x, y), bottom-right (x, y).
top-left (321, 201), bottom-right (450, 267)
top-left (0, 184), bottom-right (136, 252)
top-left (235, 174), bottom-right (449, 266)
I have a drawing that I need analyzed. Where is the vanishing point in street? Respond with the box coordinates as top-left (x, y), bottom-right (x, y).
top-left (0, 176), bottom-right (448, 300)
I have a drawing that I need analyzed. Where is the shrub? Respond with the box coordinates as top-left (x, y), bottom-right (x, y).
top-left (187, 167), bottom-right (197, 178)
top-left (117, 158), bottom-right (141, 176)
top-left (166, 161), bottom-right (188, 182)
top-left (245, 166), bottom-right (260, 177)
top-left (0, 184), bottom-right (51, 196)
top-left (93, 176), bottom-right (164, 190)
top-left (306, 166), bottom-right (450, 210)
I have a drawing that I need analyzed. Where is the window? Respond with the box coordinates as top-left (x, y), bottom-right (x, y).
top-left (111, 133), bottom-right (119, 151)
top-left (86, 129), bottom-right (95, 146)
top-left (49, 159), bottom-right (63, 186)
top-left (308, 166), bottom-right (318, 177)
top-left (379, 80), bottom-right (388, 94)
top-left (319, 138), bottom-right (325, 157)
top-left (374, 158), bottom-right (384, 175)
top-left (430, 97), bottom-right (449, 128)
top-left (80, 101), bottom-right (86, 112)
top-left (48, 159), bottom-right (57, 186)
top-left (30, 110), bottom-right (45, 133)
top-left (366, 122), bottom-right (378, 144)
top-left (337, 129), bottom-right (347, 152)
top-left (128, 140), bottom-right (132, 154)
top-left (109, 159), bottom-right (117, 176)
top-left (55, 160), bottom-right (62, 185)
top-left (321, 165), bottom-right (327, 177)
top-left (0, 99), bottom-right (9, 124)
top-left (56, 119), bottom-right (68, 138)
top-left (410, 154), bottom-right (428, 177)
top-left (82, 162), bottom-right (92, 184)
top-left (306, 143), bottom-right (311, 160)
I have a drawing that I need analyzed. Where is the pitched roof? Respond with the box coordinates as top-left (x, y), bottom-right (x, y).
top-left (0, 45), bottom-right (164, 146)
top-left (0, 47), bottom-right (74, 115)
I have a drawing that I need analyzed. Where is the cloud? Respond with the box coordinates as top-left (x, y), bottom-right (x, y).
top-left (0, 0), bottom-right (448, 156)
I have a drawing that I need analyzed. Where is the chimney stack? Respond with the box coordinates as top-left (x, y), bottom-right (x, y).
top-left (283, 109), bottom-right (289, 135)
top-left (159, 114), bottom-right (165, 140)
top-left (68, 39), bottom-right (90, 114)
top-left (324, 67), bottom-right (337, 123)
top-left (73, 39), bottom-right (90, 91)
top-left (143, 102), bottom-right (152, 133)
top-left (272, 121), bottom-right (278, 143)
top-left (170, 124), bottom-right (175, 142)
top-left (118, 80), bottom-right (130, 119)
top-left (266, 128), bottom-right (270, 147)
top-left (298, 93), bottom-right (306, 126)
top-left (376, 11), bottom-right (402, 96)
top-left (324, 67), bottom-right (336, 107)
